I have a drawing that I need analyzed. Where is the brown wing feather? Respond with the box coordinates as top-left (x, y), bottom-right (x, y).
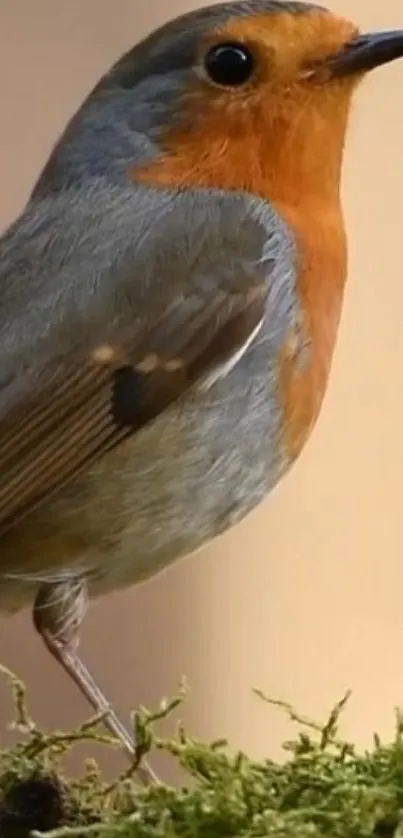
top-left (0, 286), bottom-right (265, 535)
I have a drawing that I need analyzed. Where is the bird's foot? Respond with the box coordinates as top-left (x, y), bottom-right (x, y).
top-left (33, 579), bottom-right (159, 786)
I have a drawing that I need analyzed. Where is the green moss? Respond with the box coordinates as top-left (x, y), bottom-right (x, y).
top-left (0, 667), bottom-right (402, 838)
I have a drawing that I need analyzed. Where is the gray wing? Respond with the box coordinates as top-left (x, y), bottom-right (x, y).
top-left (0, 180), bottom-right (290, 535)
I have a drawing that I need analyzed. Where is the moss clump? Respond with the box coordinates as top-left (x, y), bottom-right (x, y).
top-left (0, 668), bottom-right (403, 838)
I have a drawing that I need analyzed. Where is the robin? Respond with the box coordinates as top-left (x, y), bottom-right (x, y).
top-left (0, 0), bottom-right (402, 784)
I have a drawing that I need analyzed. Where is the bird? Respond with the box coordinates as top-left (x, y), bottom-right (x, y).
top-left (0, 0), bottom-right (402, 784)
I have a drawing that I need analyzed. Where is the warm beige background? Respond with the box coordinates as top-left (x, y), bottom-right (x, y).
top-left (0, 0), bottom-right (403, 779)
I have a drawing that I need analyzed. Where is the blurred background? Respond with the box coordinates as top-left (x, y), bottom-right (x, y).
top-left (0, 0), bottom-right (403, 781)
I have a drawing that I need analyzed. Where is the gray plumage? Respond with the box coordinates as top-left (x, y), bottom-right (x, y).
top-left (0, 184), bottom-right (299, 606)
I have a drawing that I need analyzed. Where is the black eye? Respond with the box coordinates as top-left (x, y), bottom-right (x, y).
top-left (203, 42), bottom-right (255, 87)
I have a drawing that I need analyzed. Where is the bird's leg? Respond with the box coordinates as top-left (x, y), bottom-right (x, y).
top-left (32, 578), bottom-right (159, 786)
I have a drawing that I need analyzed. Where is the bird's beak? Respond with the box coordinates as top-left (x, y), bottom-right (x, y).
top-left (325, 30), bottom-right (403, 78)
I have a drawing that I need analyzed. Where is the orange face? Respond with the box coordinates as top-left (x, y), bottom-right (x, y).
top-left (135, 9), bottom-right (360, 206)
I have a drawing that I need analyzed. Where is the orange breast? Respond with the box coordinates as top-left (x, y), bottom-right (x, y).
top-left (277, 200), bottom-right (347, 459)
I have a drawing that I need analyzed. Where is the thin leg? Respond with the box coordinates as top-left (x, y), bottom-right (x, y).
top-left (33, 578), bottom-right (159, 786)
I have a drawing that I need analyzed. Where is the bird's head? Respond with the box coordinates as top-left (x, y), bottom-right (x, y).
top-left (107, 0), bottom-right (403, 206)
top-left (34, 0), bottom-right (403, 208)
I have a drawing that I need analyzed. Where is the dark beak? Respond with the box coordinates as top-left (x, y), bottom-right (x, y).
top-left (326, 30), bottom-right (403, 78)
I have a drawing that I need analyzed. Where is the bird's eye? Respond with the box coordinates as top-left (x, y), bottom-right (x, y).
top-left (203, 42), bottom-right (255, 87)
